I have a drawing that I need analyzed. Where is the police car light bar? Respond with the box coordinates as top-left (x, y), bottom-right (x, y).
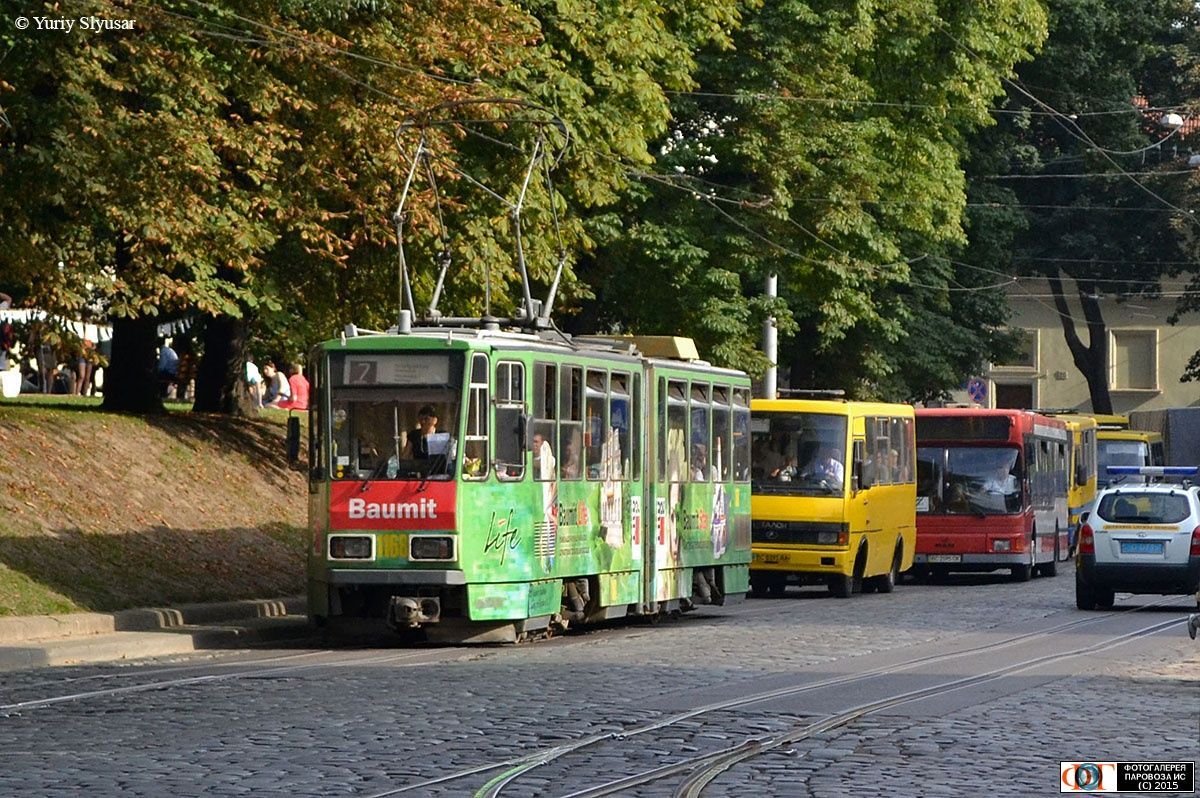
top-left (1105, 466), bottom-right (1199, 476)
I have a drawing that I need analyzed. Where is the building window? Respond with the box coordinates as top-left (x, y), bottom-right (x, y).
top-left (993, 329), bottom-right (1037, 369)
top-left (1110, 329), bottom-right (1158, 390)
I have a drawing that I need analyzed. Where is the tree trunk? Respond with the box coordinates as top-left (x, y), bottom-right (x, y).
top-left (1047, 273), bottom-right (1113, 414)
top-left (101, 315), bottom-right (164, 414)
top-left (192, 314), bottom-right (254, 416)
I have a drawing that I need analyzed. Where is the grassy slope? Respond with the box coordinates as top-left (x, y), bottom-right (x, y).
top-left (0, 397), bottom-right (308, 615)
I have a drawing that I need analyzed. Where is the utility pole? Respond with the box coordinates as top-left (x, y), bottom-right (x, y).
top-left (763, 274), bottom-right (777, 399)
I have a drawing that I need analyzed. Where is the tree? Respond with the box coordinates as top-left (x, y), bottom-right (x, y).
top-left (961, 0), bottom-right (1195, 412)
top-left (577, 0), bottom-right (1046, 395)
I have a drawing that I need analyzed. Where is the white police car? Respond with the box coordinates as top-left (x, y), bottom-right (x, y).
top-left (1076, 467), bottom-right (1200, 610)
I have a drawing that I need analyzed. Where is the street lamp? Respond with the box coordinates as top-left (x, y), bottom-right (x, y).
top-left (1160, 112), bottom-right (1184, 130)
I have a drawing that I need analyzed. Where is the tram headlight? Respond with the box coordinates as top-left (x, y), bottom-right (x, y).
top-left (410, 535), bottom-right (455, 561)
top-left (329, 535), bottom-right (373, 560)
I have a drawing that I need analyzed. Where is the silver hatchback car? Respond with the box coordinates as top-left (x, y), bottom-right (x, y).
top-left (1076, 477), bottom-right (1200, 610)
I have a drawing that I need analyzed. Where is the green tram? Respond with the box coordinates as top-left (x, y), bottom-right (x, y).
top-left (304, 327), bottom-right (753, 642)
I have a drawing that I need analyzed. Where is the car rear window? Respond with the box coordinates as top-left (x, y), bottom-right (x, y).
top-left (1095, 493), bottom-right (1191, 524)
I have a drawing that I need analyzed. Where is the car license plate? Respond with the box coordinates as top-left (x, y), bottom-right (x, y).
top-left (927, 554), bottom-right (962, 563)
top-left (754, 553), bottom-right (789, 565)
top-left (1119, 541), bottom-right (1164, 555)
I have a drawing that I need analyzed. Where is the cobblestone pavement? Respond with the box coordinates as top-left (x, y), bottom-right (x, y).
top-left (0, 572), bottom-right (1195, 797)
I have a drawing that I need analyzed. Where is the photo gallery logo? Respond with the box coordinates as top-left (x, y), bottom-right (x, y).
top-left (1060, 762), bottom-right (1117, 793)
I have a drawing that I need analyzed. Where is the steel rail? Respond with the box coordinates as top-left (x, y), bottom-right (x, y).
top-left (0, 648), bottom-right (463, 712)
top-left (375, 597), bottom-right (1179, 797)
top-left (668, 613), bottom-right (1185, 798)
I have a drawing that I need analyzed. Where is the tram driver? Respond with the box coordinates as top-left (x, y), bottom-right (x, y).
top-left (402, 405), bottom-right (439, 460)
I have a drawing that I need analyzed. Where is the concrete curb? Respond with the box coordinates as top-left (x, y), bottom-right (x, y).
top-left (0, 595), bottom-right (306, 645)
top-left (0, 615), bottom-right (314, 670)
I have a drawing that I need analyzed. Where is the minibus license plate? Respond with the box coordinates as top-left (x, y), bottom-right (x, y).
top-left (927, 554), bottom-right (961, 563)
top-left (754, 553), bottom-right (789, 565)
top-left (1120, 541), bottom-right (1163, 555)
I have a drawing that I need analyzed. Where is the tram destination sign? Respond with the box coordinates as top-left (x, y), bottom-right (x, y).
top-left (339, 353), bottom-right (451, 386)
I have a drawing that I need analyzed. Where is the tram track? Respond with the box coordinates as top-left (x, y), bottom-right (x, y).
top-left (661, 613), bottom-right (1185, 798)
top-left (0, 647), bottom-right (476, 713)
top-left (365, 597), bottom-right (1184, 798)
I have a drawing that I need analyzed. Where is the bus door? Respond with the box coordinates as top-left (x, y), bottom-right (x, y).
top-left (847, 433), bottom-right (870, 559)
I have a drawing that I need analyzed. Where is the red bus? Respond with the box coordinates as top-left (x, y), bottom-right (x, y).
top-left (914, 408), bottom-right (1070, 581)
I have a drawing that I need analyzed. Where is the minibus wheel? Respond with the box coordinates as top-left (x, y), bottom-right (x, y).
top-left (830, 546), bottom-right (866, 598)
top-left (872, 543), bottom-right (902, 594)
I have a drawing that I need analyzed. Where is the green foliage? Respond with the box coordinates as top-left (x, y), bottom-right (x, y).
top-left (581, 0), bottom-right (1046, 396)
top-left (960, 0), bottom-right (1196, 398)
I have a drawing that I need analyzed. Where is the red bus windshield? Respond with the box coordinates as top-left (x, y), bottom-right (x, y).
top-left (917, 445), bottom-right (1023, 515)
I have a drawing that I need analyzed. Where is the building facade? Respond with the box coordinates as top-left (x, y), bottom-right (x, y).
top-left (953, 278), bottom-right (1200, 413)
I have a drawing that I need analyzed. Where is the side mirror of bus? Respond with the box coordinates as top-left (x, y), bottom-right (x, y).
top-left (286, 415), bottom-right (301, 465)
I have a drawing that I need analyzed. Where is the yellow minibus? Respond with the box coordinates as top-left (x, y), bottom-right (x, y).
top-left (750, 398), bottom-right (916, 598)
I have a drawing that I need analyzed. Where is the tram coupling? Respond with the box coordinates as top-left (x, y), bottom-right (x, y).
top-left (387, 596), bottom-right (441, 629)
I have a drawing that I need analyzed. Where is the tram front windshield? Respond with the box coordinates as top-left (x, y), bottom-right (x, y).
top-left (750, 412), bottom-right (847, 495)
top-left (917, 446), bottom-right (1022, 515)
top-left (327, 351), bottom-right (464, 481)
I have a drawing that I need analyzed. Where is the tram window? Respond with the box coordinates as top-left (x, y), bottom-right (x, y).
top-left (532, 362), bottom-right (558, 481)
top-left (328, 351), bottom-right (464, 482)
top-left (666, 380), bottom-right (689, 483)
top-left (585, 369), bottom-right (607, 480)
top-left (610, 372), bottom-right (631, 480)
top-left (560, 365), bottom-right (583, 480)
top-left (657, 378), bottom-right (668, 482)
top-left (712, 386), bottom-right (731, 482)
top-left (690, 383), bottom-right (711, 482)
top-left (462, 353), bottom-right (489, 479)
top-left (732, 387), bottom-right (751, 482)
top-left (632, 374), bottom-right (642, 481)
top-left (308, 362), bottom-right (323, 486)
top-left (494, 361), bottom-right (525, 481)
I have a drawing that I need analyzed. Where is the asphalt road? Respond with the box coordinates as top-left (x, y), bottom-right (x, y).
top-left (1, 571), bottom-right (1196, 797)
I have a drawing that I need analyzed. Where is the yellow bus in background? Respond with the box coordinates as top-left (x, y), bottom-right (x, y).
top-left (1097, 427), bottom-right (1165, 488)
top-left (1037, 413), bottom-right (1099, 555)
top-left (750, 398), bottom-right (916, 598)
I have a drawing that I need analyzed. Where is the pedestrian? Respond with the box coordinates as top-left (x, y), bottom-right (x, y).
top-left (157, 339), bottom-right (179, 398)
top-left (75, 338), bottom-right (94, 396)
top-left (261, 361), bottom-right (291, 407)
top-left (0, 319), bottom-right (14, 372)
top-left (277, 363), bottom-right (309, 410)
top-left (246, 356), bottom-right (263, 407)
